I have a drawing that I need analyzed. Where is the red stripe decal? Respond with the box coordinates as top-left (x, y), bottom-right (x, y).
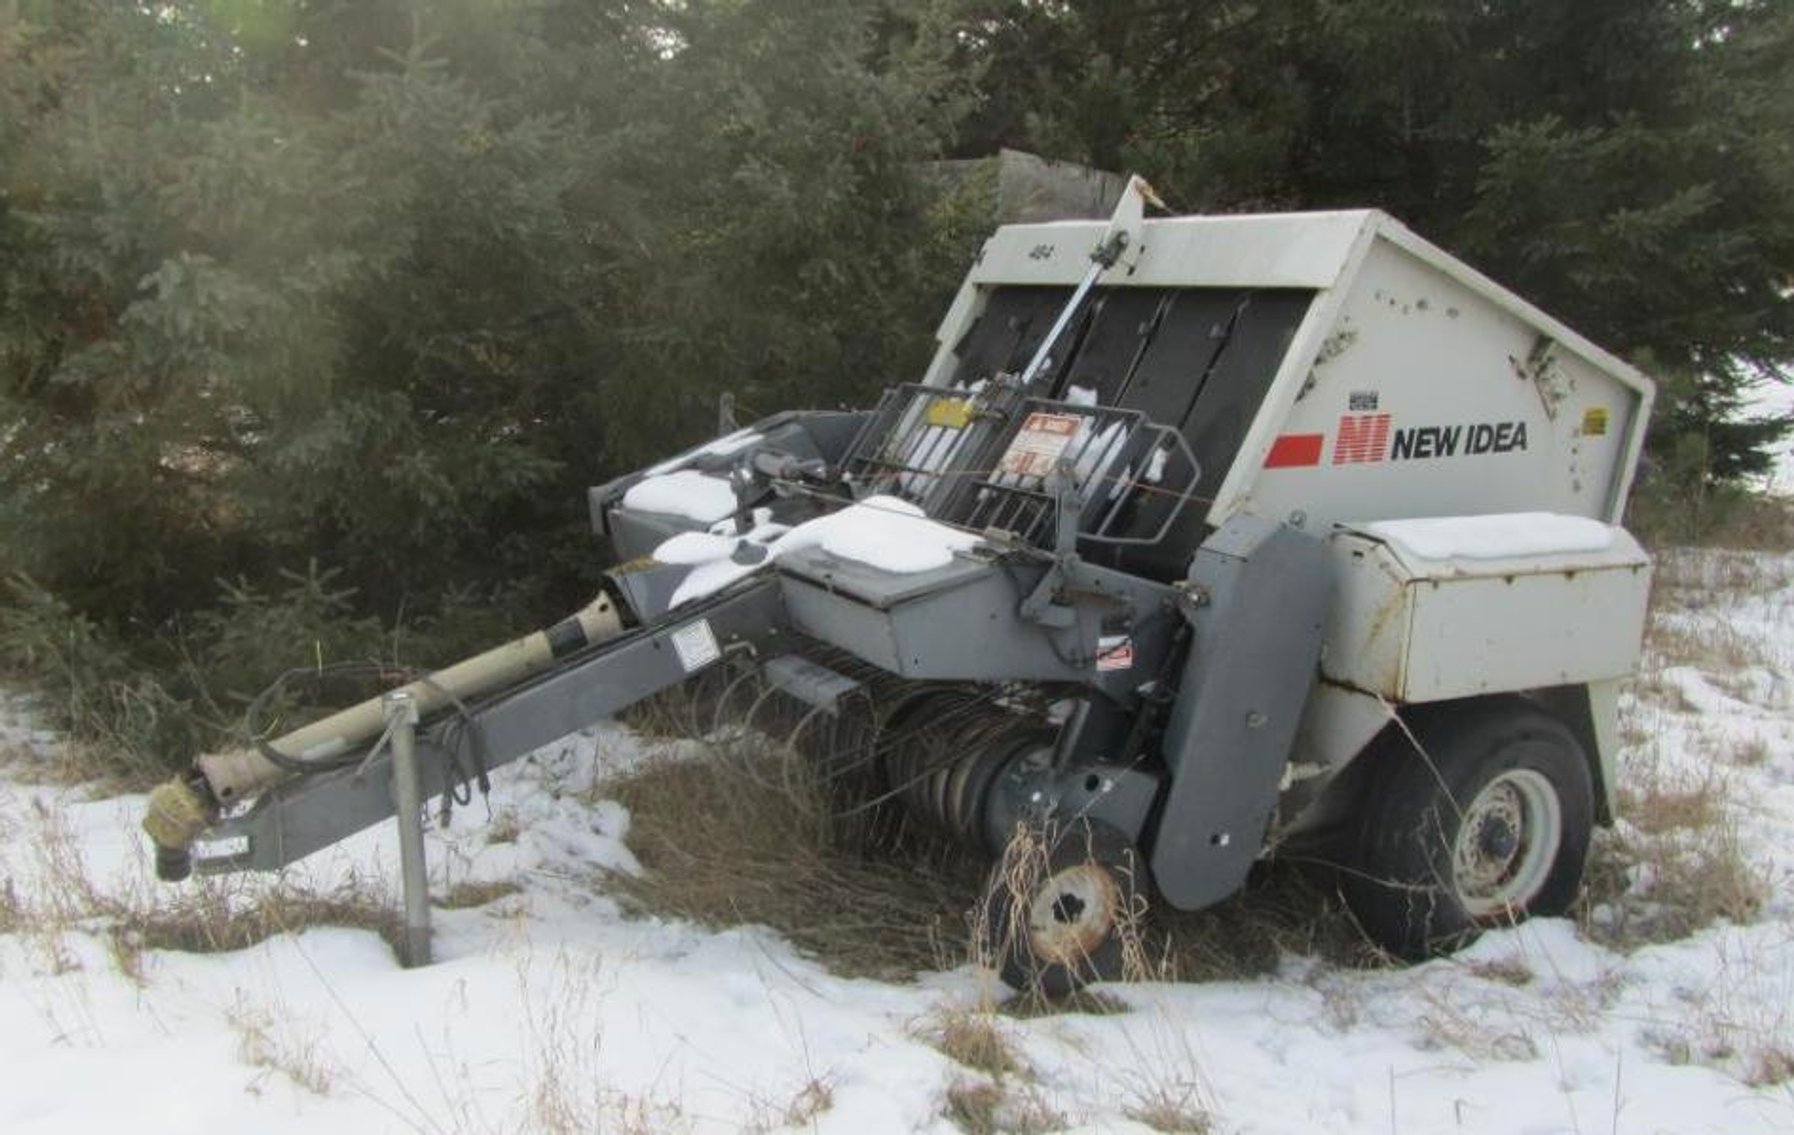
top-left (1264, 433), bottom-right (1325, 468)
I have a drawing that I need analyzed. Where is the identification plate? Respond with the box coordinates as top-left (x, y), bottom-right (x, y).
top-left (997, 412), bottom-right (1081, 479)
top-left (192, 835), bottom-right (250, 861)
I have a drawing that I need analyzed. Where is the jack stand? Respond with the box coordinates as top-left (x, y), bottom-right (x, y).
top-left (384, 691), bottom-right (431, 967)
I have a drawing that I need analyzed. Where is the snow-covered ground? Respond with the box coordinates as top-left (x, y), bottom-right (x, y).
top-left (2, 550), bottom-right (1792, 1134)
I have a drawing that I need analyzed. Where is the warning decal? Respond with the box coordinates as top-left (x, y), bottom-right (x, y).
top-left (1095, 634), bottom-right (1135, 672)
top-left (925, 398), bottom-right (974, 429)
top-left (997, 412), bottom-right (1081, 479)
top-left (670, 619), bottom-right (722, 673)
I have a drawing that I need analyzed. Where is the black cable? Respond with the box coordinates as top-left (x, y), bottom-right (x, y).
top-left (244, 660), bottom-right (493, 824)
top-left (246, 661), bottom-right (424, 774)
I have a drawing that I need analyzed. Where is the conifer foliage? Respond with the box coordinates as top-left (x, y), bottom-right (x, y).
top-left (0, 0), bottom-right (972, 763)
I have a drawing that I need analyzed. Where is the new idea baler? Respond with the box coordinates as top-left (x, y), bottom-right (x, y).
top-left (143, 179), bottom-right (1655, 992)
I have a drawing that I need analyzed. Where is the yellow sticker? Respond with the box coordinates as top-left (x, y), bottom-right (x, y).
top-left (925, 398), bottom-right (974, 429)
top-left (1581, 406), bottom-right (1609, 437)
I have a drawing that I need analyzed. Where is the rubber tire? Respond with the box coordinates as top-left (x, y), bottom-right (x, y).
top-left (1340, 698), bottom-right (1594, 960)
top-left (980, 816), bottom-right (1147, 996)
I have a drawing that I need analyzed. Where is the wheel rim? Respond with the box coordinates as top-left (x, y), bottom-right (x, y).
top-left (1025, 863), bottom-right (1121, 966)
top-left (1451, 768), bottom-right (1562, 918)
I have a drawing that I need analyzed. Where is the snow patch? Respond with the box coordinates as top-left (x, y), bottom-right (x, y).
top-left (660, 495), bottom-right (981, 607)
top-left (650, 531), bottom-right (741, 565)
top-left (621, 469), bottom-right (738, 524)
top-left (1361, 512), bottom-right (1616, 561)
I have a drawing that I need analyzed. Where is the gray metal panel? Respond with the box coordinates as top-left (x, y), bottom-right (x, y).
top-left (1150, 516), bottom-right (1332, 910)
top-left (780, 567), bottom-right (1091, 683)
top-left (605, 509), bottom-right (694, 564)
top-left (775, 545), bottom-right (995, 609)
top-left (762, 653), bottom-right (860, 714)
top-left (588, 409), bottom-right (872, 539)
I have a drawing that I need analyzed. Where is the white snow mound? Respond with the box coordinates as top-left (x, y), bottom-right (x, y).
top-left (660, 495), bottom-right (981, 607)
top-left (621, 469), bottom-right (739, 524)
top-left (1361, 511), bottom-right (1616, 561)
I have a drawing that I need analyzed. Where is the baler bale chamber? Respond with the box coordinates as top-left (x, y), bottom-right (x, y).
top-left (143, 180), bottom-right (1655, 992)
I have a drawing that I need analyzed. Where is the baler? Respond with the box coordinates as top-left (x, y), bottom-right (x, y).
top-left (143, 180), bottom-right (1655, 992)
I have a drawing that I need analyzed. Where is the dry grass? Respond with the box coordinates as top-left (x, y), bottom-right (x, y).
top-left (999, 989), bottom-right (1131, 1019)
top-left (1616, 772), bottom-right (1725, 836)
top-left (1124, 1087), bottom-right (1212, 1134)
top-left (5, 796), bottom-right (405, 974)
top-left (1590, 543), bottom-right (1781, 953)
top-left (1152, 861), bottom-right (1387, 980)
top-left (504, 950), bottom-right (696, 1135)
top-left (1731, 734), bottom-right (1771, 767)
top-left (744, 1076), bottom-right (835, 1133)
top-left (1413, 986), bottom-right (1540, 1062)
top-left (1465, 956), bottom-right (1535, 987)
top-left (1747, 1047), bottom-right (1794, 1088)
top-left (1651, 1028), bottom-right (1794, 1089)
top-left (227, 993), bottom-right (335, 1095)
top-left (437, 878), bottom-right (522, 910)
top-left (1688, 494), bottom-right (1794, 554)
top-left (604, 730), bottom-right (983, 982)
top-left (611, 679), bottom-right (1380, 993)
top-left (1580, 811), bottom-right (1769, 951)
top-left (0, 876), bottom-right (23, 936)
top-left (1109, 1021), bottom-right (1217, 1134)
top-left (1652, 535), bottom-right (1794, 596)
top-left (1000, 1086), bottom-right (1069, 1134)
top-left (1639, 930), bottom-right (1794, 1089)
top-left (933, 1009), bottom-right (1026, 1078)
top-left (942, 1078), bottom-right (1065, 1135)
top-left (483, 808), bottom-right (522, 844)
top-left (945, 1079), bottom-right (1006, 1134)
top-left (0, 734), bottom-right (160, 794)
top-left (128, 882), bottom-right (404, 958)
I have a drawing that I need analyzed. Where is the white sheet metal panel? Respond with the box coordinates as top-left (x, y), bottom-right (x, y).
top-left (920, 206), bottom-right (1654, 533)
top-left (964, 210), bottom-right (1371, 291)
top-left (1321, 522), bottom-right (1652, 703)
top-left (1231, 233), bottom-right (1651, 529)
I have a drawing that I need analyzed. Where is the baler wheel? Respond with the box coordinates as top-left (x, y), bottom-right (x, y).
top-left (979, 817), bottom-right (1146, 996)
top-left (1340, 698), bottom-right (1594, 960)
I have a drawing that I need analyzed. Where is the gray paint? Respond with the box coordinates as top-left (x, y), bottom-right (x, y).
top-left (1150, 515), bottom-right (1332, 910)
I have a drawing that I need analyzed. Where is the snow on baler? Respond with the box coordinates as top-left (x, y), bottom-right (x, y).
top-left (142, 179), bottom-right (1653, 990)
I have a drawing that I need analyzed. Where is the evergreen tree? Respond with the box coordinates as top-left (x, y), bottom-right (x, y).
top-left (0, 0), bottom-right (977, 762)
